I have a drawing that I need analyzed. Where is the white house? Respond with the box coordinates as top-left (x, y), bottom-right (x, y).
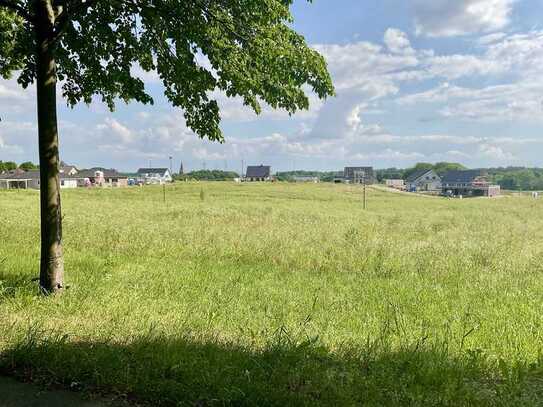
top-left (0, 170), bottom-right (78, 189)
top-left (136, 168), bottom-right (173, 184)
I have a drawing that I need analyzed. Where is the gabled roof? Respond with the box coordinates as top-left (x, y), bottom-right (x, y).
top-left (246, 165), bottom-right (271, 178)
top-left (406, 169), bottom-right (436, 183)
top-left (60, 165), bottom-right (77, 173)
top-left (75, 168), bottom-right (127, 179)
top-left (0, 170), bottom-right (40, 180)
top-left (441, 170), bottom-right (486, 183)
top-left (0, 169), bottom-right (87, 180)
top-left (137, 168), bottom-right (169, 175)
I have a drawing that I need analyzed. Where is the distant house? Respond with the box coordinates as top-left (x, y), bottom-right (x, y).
top-left (405, 169), bottom-right (441, 192)
top-left (76, 168), bottom-right (128, 187)
top-left (0, 170), bottom-right (78, 189)
top-left (344, 167), bottom-right (376, 184)
top-left (385, 179), bottom-right (405, 189)
top-left (245, 165), bottom-right (272, 181)
top-left (137, 168), bottom-right (172, 184)
top-left (59, 165), bottom-right (78, 176)
top-left (293, 176), bottom-right (319, 183)
top-left (441, 170), bottom-right (500, 197)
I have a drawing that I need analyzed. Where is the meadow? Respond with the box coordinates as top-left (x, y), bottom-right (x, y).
top-left (1, 182), bottom-right (543, 406)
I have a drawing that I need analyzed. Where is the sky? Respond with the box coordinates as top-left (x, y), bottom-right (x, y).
top-left (1, 0), bottom-right (543, 172)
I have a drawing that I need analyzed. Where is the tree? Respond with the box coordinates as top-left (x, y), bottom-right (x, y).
top-left (0, 0), bottom-right (334, 294)
top-left (19, 160), bottom-right (38, 170)
top-left (432, 162), bottom-right (466, 176)
top-left (0, 161), bottom-right (17, 172)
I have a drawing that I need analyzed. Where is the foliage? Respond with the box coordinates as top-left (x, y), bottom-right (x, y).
top-left (1, 183), bottom-right (543, 405)
top-left (0, 0), bottom-right (334, 142)
top-left (18, 161), bottom-right (37, 171)
top-left (487, 167), bottom-right (543, 191)
top-left (275, 170), bottom-right (337, 182)
top-left (175, 169), bottom-right (239, 181)
top-left (0, 160), bottom-right (17, 172)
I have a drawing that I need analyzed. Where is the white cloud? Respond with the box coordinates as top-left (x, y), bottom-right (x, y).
top-left (384, 28), bottom-right (415, 55)
top-left (412, 0), bottom-right (516, 37)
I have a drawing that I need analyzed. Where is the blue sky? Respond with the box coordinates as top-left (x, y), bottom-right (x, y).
top-left (1, 0), bottom-right (543, 172)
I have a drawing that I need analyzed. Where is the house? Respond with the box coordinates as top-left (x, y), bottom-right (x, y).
top-left (245, 165), bottom-right (272, 181)
top-left (59, 165), bottom-right (78, 176)
top-left (293, 176), bottom-right (319, 183)
top-left (385, 179), bottom-right (405, 189)
top-left (75, 168), bottom-right (128, 187)
top-left (136, 168), bottom-right (172, 184)
top-left (405, 169), bottom-right (441, 192)
top-left (441, 170), bottom-right (500, 197)
top-left (0, 170), bottom-right (78, 189)
top-left (344, 167), bottom-right (376, 184)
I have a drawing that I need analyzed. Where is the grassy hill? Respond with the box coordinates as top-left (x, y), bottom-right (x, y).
top-left (1, 183), bottom-right (543, 405)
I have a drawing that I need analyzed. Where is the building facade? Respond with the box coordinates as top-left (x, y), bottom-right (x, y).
top-left (343, 167), bottom-right (376, 184)
top-left (405, 169), bottom-right (441, 192)
top-left (441, 170), bottom-right (500, 197)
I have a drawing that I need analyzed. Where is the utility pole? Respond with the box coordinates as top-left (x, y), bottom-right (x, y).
top-left (169, 156), bottom-right (173, 176)
top-left (363, 174), bottom-right (367, 210)
top-left (241, 159), bottom-right (245, 178)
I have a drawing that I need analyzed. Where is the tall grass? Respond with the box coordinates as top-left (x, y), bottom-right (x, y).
top-left (1, 183), bottom-right (543, 405)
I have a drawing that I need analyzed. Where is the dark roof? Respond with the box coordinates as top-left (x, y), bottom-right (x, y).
top-left (246, 165), bottom-right (271, 178)
top-left (406, 169), bottom-right (435, 183)
top-left (0, 170), bottom-right (83, 180)
top-left (75, 168), bottom-right (127, 179)
top-left (0, 170), bottom-right (40, 180)
top-left (441, 170), bottom-right (486, 183)
top-left (137, 168), bottom-right (169, 175)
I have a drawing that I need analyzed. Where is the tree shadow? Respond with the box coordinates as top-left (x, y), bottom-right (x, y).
top-left (0, 268), bottom-right (38, 302)
top-left (2, 332), bottom-right (542, 406)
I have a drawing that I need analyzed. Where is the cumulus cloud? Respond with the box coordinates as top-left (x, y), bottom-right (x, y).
top-left (384, 28), bottom-right (415, 55)
top-left (412, 0), bottom-right (516, 37)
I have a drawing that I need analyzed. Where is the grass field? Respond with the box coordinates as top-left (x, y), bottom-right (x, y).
top-left (1, 182), bottom-right (543, 406)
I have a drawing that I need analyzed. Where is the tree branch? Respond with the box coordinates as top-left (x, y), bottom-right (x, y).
top-left (50, 0), bottom-right (100, 44)
top-left (0, 0), bottom-right (34, 23)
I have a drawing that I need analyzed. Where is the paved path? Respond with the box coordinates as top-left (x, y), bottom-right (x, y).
top-left (0, 376), bottom-right (111, 407)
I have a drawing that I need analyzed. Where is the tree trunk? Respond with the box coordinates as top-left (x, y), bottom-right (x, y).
top-left (35, 0), bottom-right (64, 294)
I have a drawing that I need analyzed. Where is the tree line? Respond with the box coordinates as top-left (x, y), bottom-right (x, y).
top-left (0, 160), bottom-right (39, 172)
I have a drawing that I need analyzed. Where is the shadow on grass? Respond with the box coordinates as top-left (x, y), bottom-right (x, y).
top-left (2, 331), bottom-right (543, 406)
top-left (0, 268), bottom-right (38, 302)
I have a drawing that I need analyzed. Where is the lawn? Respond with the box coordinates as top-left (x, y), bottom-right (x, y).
top-left (1, 182), bottom-right (543, 406)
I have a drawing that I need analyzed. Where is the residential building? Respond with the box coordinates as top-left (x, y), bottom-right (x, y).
top-left (405, 169), bottom-right (441, 192)
top-left (245, 165), bottom-right (272, 181)
top-left (344, 167), bottom-right (376, 184)
top-left (441, 170), bottom-right (500, 197)
top-left (0, 170), bottom-right (78, 189)
top-left (59, 165), bottom-right (78, 176)
top-left (75, 168), bottom-right (128, 187)
top-left (293, 176), bottom-right (319, 183)
top-left (136, 168), bottom-right (173, 184)
top-left (385, 179), bottom-right (405, 189)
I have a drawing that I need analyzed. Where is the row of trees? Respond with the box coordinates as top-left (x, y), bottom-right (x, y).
top-left (175, 170), bottom-right (240, 181)
top-left (0, 160), bottom-right (38, 172)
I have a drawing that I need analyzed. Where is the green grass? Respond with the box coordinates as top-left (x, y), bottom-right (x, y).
top-left (1, 182), bottom-right (543, 405)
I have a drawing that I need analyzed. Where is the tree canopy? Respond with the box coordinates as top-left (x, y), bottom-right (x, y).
top-left (0, 0), bottom-right (334, 142)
